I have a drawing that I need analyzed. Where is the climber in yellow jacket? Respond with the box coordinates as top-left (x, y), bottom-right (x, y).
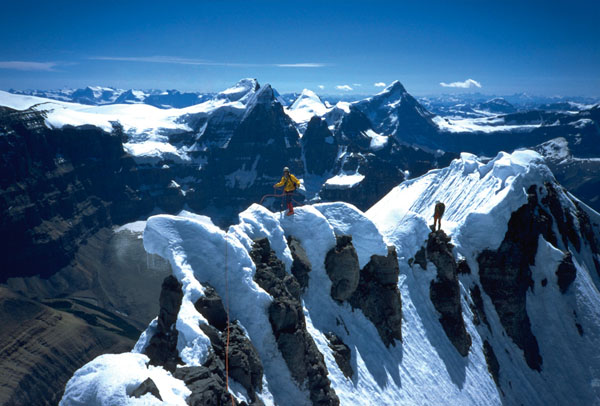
top-left (274, 167), bottom-right (300, 216)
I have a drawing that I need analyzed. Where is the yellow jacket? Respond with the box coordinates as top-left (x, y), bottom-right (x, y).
top-left (274, 174), bottom-right (300, 192)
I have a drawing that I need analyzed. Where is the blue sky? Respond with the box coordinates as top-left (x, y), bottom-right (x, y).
top-left (0, 0), bottom-right (598, 96)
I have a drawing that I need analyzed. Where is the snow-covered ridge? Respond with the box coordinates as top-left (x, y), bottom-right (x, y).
top-left (60, 149), bottom-right (600, 406)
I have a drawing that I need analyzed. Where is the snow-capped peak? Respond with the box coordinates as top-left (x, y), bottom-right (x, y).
top-left (377, 80), bottom-right (407, 97)
top-left (244, 83), bottom-right (276, 106)
top-left (217, 78), bottom-right (260, 103)
top-left (289, 89), bottom-right (324, 110)
top-left (285, 89), bottom-right (329, 126)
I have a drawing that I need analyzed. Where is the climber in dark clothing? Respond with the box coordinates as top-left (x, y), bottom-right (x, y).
top-left (433, 201), bottom-right (445, 231)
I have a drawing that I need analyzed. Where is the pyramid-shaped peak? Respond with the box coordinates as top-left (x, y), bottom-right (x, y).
top-left (379, 80), bottom-right (407, 96)
top-left (242, 84), bottom-right (283, 117)
top-left (289, 89), bottom-right (325, 110)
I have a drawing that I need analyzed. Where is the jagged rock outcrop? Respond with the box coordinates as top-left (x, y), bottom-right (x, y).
top-left (130, 377), bottom-right (162, 401)
top-left (226, 323), bottom-right (264, 401)
top-left (288, 236), bottom-right (312, 291)
top-left (145, 276), bottom-right (184, 372)
top-left (180, 321), bottom-right (264, 406)
top-left (194, 316), bottom-right (263, 403)
top-left (483, 340), bottom-right (500, 387)
top-left (174, 355), bottom-right (234, 406)
top-left (478, 185), bottom-right (549, 371)
top-left (423, 230), bottom-right (471, 356)
top-left (325, 236), bottom-right (360, 301)
top-left (348, 246), bottom-right (403, 346)
top-left (325, 333), bottom-right (353, 379)
top-left (154, 276), bottom-right (265, 405)
top-left (302, 117), bottom-right (338, 175)
top-left (195, 284), bottom-right (228, 331)
top-left (251, 238), bottom-right (340, 406)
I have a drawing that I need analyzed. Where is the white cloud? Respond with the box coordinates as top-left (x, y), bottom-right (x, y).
top-left (336, 85), bottom-right (353, 91)
top-left (0, 61), bottom-right (58, 71)
top-left (318, 85), bottom-right (325, 89)
top-left (91, 56), bottom-right (325, 68)
top-left (276, 63), bottom-right (325, 68)
top-left (439, 78), bottom-right (482, 88)
top-left (352, 83), bottom-right (362, 87)
top-left (374, 82), bottom-right (386, 87)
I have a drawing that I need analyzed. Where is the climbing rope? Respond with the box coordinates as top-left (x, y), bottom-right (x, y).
top-left (224, 232), bottom-right (235, 406)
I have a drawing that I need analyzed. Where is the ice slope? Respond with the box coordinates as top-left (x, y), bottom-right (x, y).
top-left (368, 149), bottom-right (600, 405)
top-left (368, 150), bottom-right (554, 252)
top-left (60, 150), bottom-right (600, 405)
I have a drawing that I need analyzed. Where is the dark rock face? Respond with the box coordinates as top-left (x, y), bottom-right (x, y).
top-left (425, 230), bottom-right (471, 357)
top-left (288, 236), bottom-right (312, 291)
top-left (195, 284), bottom-right (228, 331)
top-left (325, 236), bottom-right (361, 301)
top-left (227, 323), bottom-right (264, 400)
top-left (542, 182), bottom-right (580, 251)
top-left (478, 185), bottom-right (549, 371)
top-left (319, 149), bottom-right (405, 212)
top-left (0, 107), bottom-right (184, 283)
top-left (556, 252), bottom-right (577, 293)
top-left (174, 355), bottom-right (234, 406)
top-left (573, 201), bottom-right (600, 278)
top-left (193, 322), bottom-right (263, 405)
top-left (413, 246), bottom-right (427, 270)
top-left (185, 283), bottom-right (264, 405)
top-left (251, 238), bottom-right (340, 406)
top-left (469, 285), bottom-right (489, 329)
top-left (131, 377), bottom-right (162, 401)
top-left (483, 340), bottom-right (500, 387)
top-left (325, 332), bottom-right (353, 379)
top-left (348, 246), bottom-right (403, 346)
top-left (457, 259), bottom-right (471, 275)
top-left (145, 276), bottom-right (184, 372)
top-left (302, 117), bottom-right (338, 175)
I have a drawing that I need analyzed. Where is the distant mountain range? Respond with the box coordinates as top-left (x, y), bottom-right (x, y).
top-left (9, 86), bottom-right (598, 111)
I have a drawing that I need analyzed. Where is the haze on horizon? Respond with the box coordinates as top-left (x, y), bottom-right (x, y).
top-left (1, 0), bottom-right (598, 97)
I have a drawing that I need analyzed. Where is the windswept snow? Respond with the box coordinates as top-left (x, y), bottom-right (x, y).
top-left (60, 353), bottom-right (190, 406)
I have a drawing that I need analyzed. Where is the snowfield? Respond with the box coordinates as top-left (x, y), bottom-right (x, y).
top-left (59, 149), bottom-right (600, 406)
